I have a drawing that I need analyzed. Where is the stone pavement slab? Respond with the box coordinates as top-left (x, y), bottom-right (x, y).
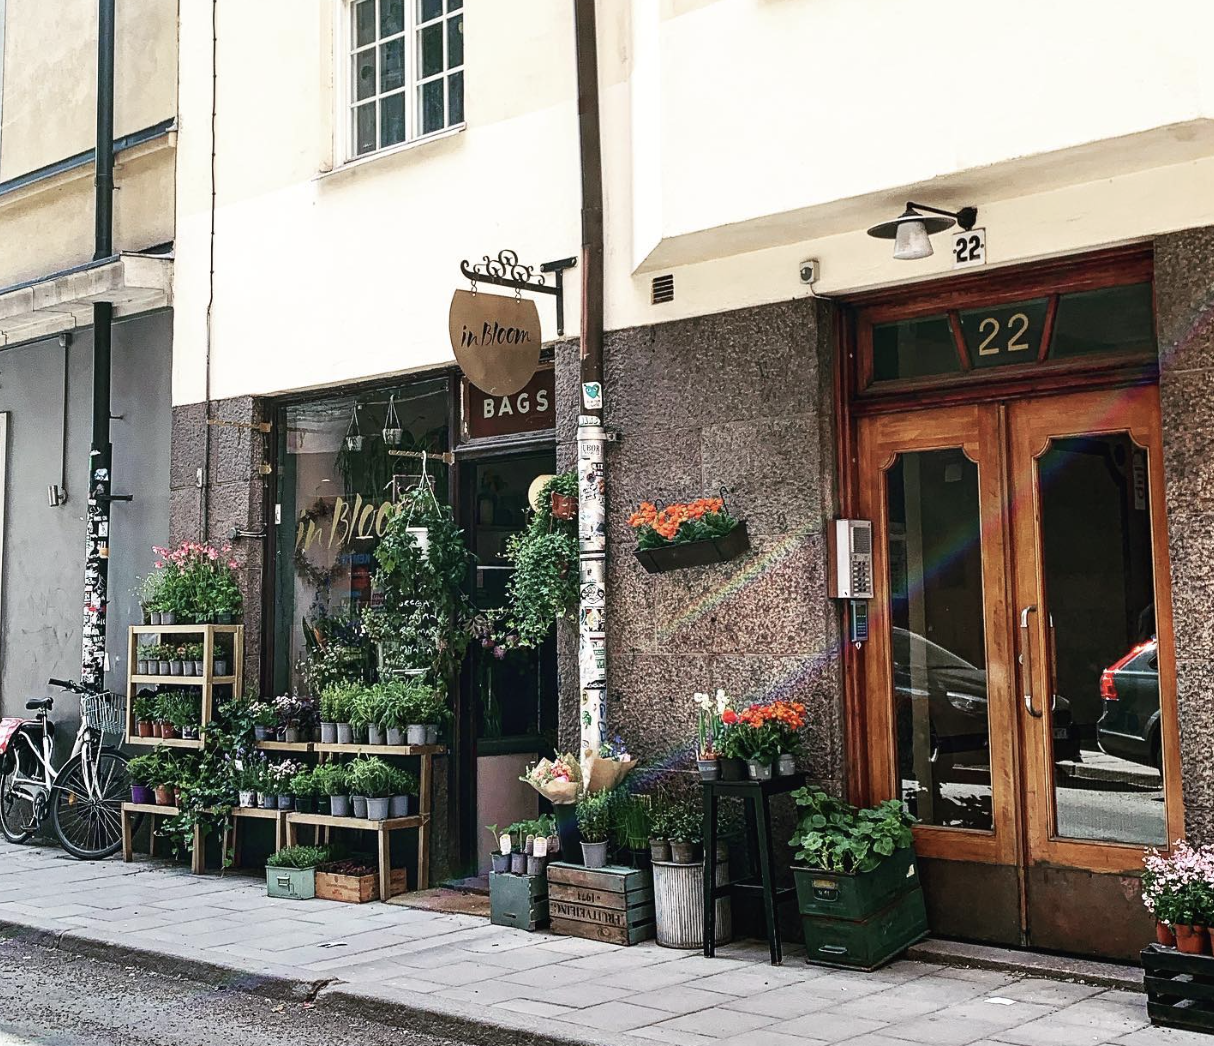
top-left (0, 839), bottom-right (1187, 1046)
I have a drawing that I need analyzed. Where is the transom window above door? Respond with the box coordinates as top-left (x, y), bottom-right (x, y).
top-left (346, 0), bottom-right (464, 160)
top-left (866, 281), bottom-right (1154, 386)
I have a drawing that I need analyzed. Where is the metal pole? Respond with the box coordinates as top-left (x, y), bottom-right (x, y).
top-left (82, 0), bottom-right (116, 688)
top-left (573, 0), bottom-right (606, 770)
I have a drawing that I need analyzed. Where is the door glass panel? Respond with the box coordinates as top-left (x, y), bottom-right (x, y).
top-left (1037, 434), bottom-right (1166, 845)
top-left (1048, 284), bottom-right (1154, 360)
top-left (958, 298), bottom-right (1049, 369)
top-left (872, 316), bottom-right (959, 382)
top-left (887, 448), bottom-right (992, 830)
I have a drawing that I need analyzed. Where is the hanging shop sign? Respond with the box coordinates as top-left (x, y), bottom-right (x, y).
top-left (463, 366), bottom-right (555, 440)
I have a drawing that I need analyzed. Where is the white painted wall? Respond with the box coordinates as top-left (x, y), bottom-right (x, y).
top-left (174, 0), bottom-right (1214, 405)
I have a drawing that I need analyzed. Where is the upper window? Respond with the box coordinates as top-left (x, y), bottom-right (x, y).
top-left (347, 0), bottom-right (464, 160)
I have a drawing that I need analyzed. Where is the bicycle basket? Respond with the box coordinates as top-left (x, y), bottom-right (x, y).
top-left (82, 692), bottom-right (125, 738)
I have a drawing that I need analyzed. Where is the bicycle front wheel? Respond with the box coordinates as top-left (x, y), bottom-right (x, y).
top-left (51, 748), bottom-right (130, 859)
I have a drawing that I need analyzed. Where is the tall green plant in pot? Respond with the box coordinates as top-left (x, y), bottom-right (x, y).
top-left (348, 757), bottom-right (394, 820)
top-left (576, 790), bottom-right (615, 869)
top-left (362, 479), bottom-right (474, 681)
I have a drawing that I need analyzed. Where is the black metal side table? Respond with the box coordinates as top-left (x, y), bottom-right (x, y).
top-left (702, 772), bottom-right (805, 965)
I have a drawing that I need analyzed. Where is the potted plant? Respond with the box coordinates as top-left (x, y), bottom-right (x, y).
top-left (318, 685), bottom-right (342, 745)
top-left (1144, 842), bottom-right (1214, 955)
top-left (693, 690), bottom-right (730, 781)
top-left (669, 806), bottom-right (702, 865)
top-left (250, 701), bottom-right (278, 743)
top-left (272, 761), bottom-right (301, 811)
top-left (344, 403), bottom-right (364, 453)
top-left (648, 801), bottom-right (673, 862)
top-left (577, 790), bottom-right (614, 869)
top-left (127, 752), bottom-right (158, 805)
top-left (721, 699), bottom-right (806, 782)
top-left (237, 759), bottom-right (261, 808)
top-left (213, 646), bottom-right (230, 677)
top-left (381, 393), bottom-right (403, 446)
top-left (168, 645), bottom-right (185, 677)
top-left (377, 680), bottom-right (415, 746)
top-left (389, 768), bottom-right (417, 818)
top-left (151, 750), bottom-right (176, 807)
top-left (156, 645), bottom-right (172, 676)
top-left (316, 762), bottom-right (350, 817)
top-left (265, 844), bottom-right (329, 899)
top-left (487, 824), bottom-right (510, 874)
top-left (331, 684), bottom-right (358, 745)
top-left (789, 789), bottom-right (927, 969)
top-left (348, 756), bottom-right (393, 820)
top-left (133, 693), bottom-right (158, 738)
top-left (141, 645), bottom-right (159, 676)
top-left (165, 692), bottom-right (201, 741)
top-left (352, 687), bottom-right (384, 746)
top-left (406, 686), bottom-right (449, 746)
top-left (290, 767), bottom-right (317, 814)
top-left (185, 642), bottom-right (205, 676)
top-left (139, 570), bottom-right (167, 626)
top-left (628, 495), bottom-right (750, 574)
top-left (155, 693), bottom-right (180, 740)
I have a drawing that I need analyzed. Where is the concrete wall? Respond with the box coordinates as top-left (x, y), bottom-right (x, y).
top-left (555, 298), bottom-right (844, 785)
top-left (1156, 224), bottom-right (1214, 843)
top-left (0, 0), bottom-right (177, 288)
top-left (0, 311), bottom-right (172, 720)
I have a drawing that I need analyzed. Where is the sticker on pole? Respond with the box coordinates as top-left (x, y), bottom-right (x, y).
top-left (582, 382), bottom-right (602, 410)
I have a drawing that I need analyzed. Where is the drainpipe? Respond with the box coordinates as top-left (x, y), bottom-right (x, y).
top-left (573, 0), bottom-right (607, 769)
top-left (81, 0), bottom-right (116, 689)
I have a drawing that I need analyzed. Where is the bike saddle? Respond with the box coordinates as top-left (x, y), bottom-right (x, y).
top-left (25, 698), bottom-right (53, 711)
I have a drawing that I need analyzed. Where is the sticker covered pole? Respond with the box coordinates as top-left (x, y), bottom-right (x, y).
top-left (573, 0), bottom-right (606, 771)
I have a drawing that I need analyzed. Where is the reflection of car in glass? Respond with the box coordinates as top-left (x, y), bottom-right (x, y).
top-left (1097, 638), bottom-right (1161, 770)
top-left (893, 627), bottom-right (1081, 771)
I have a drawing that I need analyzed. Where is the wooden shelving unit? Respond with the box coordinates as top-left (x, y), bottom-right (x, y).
top-left (120, 802), bottom-right (204, 874)
top-left (125, 624), bottom-right (244, 746)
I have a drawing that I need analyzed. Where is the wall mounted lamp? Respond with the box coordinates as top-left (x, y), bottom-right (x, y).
top-left (867, 202), bottom-right (979, 261)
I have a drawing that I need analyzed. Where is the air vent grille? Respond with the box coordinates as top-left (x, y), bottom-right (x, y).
top-left (651, 273), bottom-right (675, 304)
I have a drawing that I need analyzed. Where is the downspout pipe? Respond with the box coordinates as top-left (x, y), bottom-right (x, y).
top-left (82, 0), bottom-right (116, 689)
top-left (573, 0), bottom-right (607, 769)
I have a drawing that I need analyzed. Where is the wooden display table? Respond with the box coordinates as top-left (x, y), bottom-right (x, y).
top-left (121, 802), bottom-right (204, 875)
top-left (285, 812), bottom-right (424, 902)
top-left (222, 806), bottom-right (288, 865)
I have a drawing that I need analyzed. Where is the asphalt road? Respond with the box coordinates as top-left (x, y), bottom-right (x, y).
top-left (0, 939), bottom-right (475, 1046)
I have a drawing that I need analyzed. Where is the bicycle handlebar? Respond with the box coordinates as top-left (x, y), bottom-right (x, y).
top-left (48, 678), bottom-right (78, 691)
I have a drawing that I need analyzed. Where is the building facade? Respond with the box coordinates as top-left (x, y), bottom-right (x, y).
top-left (169, 0), bottom-right (1214, 960)
top-left (0, 0), bottom-right (175, 720)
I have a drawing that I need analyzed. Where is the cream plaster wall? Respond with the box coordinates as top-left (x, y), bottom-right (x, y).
top-left (0, 0), bottom-right (176, 288)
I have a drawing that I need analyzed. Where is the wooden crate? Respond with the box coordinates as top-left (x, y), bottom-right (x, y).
top-left (490, 872), bottom-right (549, 931)
top-left (1143, 943), bottom-right (1214, 1033)
top-left (546, 862), bottom-right (655, 946)
top-left (316, 867), bottom-right (408, 904)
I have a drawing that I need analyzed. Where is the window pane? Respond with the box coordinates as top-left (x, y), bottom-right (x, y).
top-left (888, 449), bottom-right (992, 831)
top-left (380, 0), bottom-right (404, 37)
top-left (354, 47), bottom-right (376, 101)
top-left (447, 0), bottom-right (462, 10)
top-left (1038, 435), bottom-right (1165, 846)
top-left (872, 316), bottom-right (958, 382)
top-left (354, 0), bottom-right (375, 47)
top-left (354, 102), bottom-right (376, 155)
top-left (958, 298), bottom-right (1049, 370)
top-left (380, 38), bottom-right (405, 92)
top-left (420, 77), bottom-right (444, 134)
top-left (447, 13), bottom-right (463, 67)
top-left (380, 93), bottom-right (406, 148)
top-left (420, 22), bottom-right (444, 78)
top-left (419, 0), bottom-right (443, 22)
top-left (448, 70), bottom-right (463, 125)
top-left (1049, 284), bottom-right (1154, 360)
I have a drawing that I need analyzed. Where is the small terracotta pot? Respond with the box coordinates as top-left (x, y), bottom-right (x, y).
top-left (153, 785), bottom-right (174, 807)
top-left (137, 721), bottom-right (154, 738)
top-left (161, 724), bottom-right (180, 740)
top-left (1156, 921), bottom-right (1177, 947)
top-left (1174, 923), bottom-right (1209, 954)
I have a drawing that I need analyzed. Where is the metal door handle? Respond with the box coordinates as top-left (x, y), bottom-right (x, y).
top-left (1020, 605), bottom-right (1043, 718)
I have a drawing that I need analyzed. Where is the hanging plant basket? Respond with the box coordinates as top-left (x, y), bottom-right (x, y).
top-left (635, 521), bottom-right (750, 574)
top-left (382, 393), bottom-right (403, 446)
top-left (344, 402), bottom-right (364, 452)
top-left (550, 492), bottom-right (577, 520)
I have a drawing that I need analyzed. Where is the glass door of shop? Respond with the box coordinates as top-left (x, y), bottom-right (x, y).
top-left (459, 450), bottom-right (558, 875)
top-left (857, 386), bottom-right (1182, 959)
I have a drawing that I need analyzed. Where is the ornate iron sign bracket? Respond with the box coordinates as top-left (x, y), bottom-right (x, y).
top-left (459, 250), bottom-right (578, 336)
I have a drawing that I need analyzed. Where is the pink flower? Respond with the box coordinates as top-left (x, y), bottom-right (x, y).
top-left (208, 550), bottom-right (219, 561)
top-left (154, 561), bottom-right (163, 569)
top-left (228, 559), bottom-right (238, 569)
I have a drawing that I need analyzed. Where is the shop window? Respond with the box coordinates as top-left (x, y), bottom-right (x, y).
top-left (347, 0), bottom-right (464, 159)
top-left (273, 378), bottom-right (449, 694)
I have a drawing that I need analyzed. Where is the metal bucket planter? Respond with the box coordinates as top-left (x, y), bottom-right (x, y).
top-left (320, 722), bottom-right (337, 744)
top-left (697, 758), bottom-right (721, 781)
top-left (277, 795), bottom-right (294, 811)
top-left (386, 727), bottom-right (405, 746)
top-left (213, 660), bottom-right (229, 677)
top-left (747, 760), bottom-right (773, 782)
top-left (182, 662), bottom-right (196, 677)
top-left (352, 796), bottom-right (368, 818)
top-left (581, 841), bottom-right (609, 869)
top-left (260, 794), bottom-right (277, 809)
top-left (169, 661), bottom-right (183, 676)
top-left (161, 612), bottom-right (177, 625)
top-left (776, 753), bottom-right (797, 776)
top-left (406, 725), bottom-right (427, 746)
top-left (367, 724), bottom-right (386, 746)
top-left (137, 660), bottom-right (149, 675)
top-left (366, 797), bottom-right (391, 821)
top-left (336, 723), bottom-right (354, 744)
top-left (425, 725), bottom-right (439, 745)
top-left (239, 790), bottom-right (257, 808)
top-left (653, 858), bottom-right (731, 949)
top-left (158, 662), bottom-right (171, 676)
top-left (266, 865), bottom-right (316, 900)
top-left (330, 795), bottom-right (352, 817)
top-left (389, 795), bottom-right (411, 818)
top-left (284, 726), bottom-right (302, 745)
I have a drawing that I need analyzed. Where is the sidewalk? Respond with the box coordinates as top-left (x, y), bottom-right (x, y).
top-left (0, 840), bottom-right (1191, 1046)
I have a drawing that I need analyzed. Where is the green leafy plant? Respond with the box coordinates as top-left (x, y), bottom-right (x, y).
top-left (289, 768), bottom-right (317, 798)
top-left (613, 793), bottom-right (653, 851)
top-left (788, 789), bottom-right (916, 874)
top-left (347, 756), bottom-right (393, 798)
top-left (319, 682), bottom-right (360, 724)
top-left (314, 762), bottom-right (349, 797)
top-left (266, 845), bottom-right (330, 869)
top-left (576, 790), bottom-right (615, 844)
top-left (133, 693), bottom-right (159, 722)
top-left (388, 767), bottom-right (418, 796)
top-left (408, 686), bottom-right (449, 726)
top-left (163, 692), bottom-right (202, 730)
top-left (181, 642), bottom-right (205, 662)
top-left (126, 752), bottom-right (160, 787)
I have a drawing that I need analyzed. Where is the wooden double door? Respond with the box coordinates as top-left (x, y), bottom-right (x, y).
top-left (857, 386), bottom-right (1183, 959)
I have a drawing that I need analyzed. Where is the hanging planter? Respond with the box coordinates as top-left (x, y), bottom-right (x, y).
top-left (550, 491), bottom-right (577, 520)
top-left (381, 393), bottom-right (403, 446)
top-left (344, 403), bottom-right (364, 452)
top-left (629, 494), bottom-right (749, 575)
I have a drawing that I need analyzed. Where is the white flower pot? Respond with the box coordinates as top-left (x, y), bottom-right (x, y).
top-left (406, 725), bottom-right (427, 746)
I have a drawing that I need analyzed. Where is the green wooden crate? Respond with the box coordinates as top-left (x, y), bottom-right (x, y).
top-left (793, 848), bottom-right (920, 920)
top-left (799, 883), bottom-right (929, 971)
top-left (490, 872), bottom-right (549, 932)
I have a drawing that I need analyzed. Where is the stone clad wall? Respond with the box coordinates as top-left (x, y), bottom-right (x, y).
top-left (555, 298), bottom-right (844, 790)
top-left (1157, 226), bottom-right (1214, 844)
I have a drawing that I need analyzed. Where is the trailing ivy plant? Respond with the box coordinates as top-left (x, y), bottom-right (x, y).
top-left (362, 479), bottom-right (475, 682)
top-left (500, 471), bottom-right (580, 649)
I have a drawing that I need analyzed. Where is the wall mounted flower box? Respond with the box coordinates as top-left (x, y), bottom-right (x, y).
top-left (634, 522), bottom-right (750, 574)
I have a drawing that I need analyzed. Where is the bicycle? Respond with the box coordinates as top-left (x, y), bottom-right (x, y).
top-left (0, 678), bottom-right (138, 859)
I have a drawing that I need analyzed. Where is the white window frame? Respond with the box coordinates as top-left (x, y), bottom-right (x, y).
top-left (338, 0), bottom-right (465, 164)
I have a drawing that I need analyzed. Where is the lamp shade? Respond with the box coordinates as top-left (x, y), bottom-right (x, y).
top-left (893, 220), bottom-right (933, 260)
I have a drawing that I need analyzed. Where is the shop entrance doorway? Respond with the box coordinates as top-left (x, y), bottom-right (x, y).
top-left (845, 249), bottom-right (1182, 959)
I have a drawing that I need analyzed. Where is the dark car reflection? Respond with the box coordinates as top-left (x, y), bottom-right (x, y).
top-left (894, 627), bottom-right (1081, 774)
top-left (1097, 638), bottom-right (1161, 770)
